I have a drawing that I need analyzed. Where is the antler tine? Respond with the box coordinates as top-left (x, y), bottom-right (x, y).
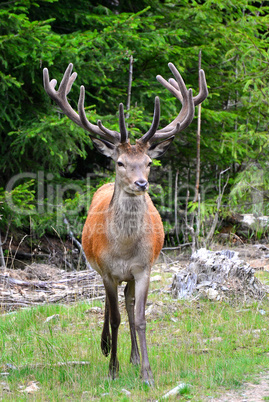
top-left (165, 69), bottom-right (208, 106)
top-left (168, 78), bottom-right (183, 103)
top-left (44, 64), bottom-right (121, 144)
top-left (149, 90), bottom-right (195, 143)
top-left (96, 119), bottom-right (121, 143)
top-left (78, 86), bottom-right (120, 143)
top-left (43, 64), bottom-right (82, 128)
top-left (138, 96), bottom-right (160, 144)
top-left (66, 71), bottom-right (77, 96)
top-left (57, 63), bottom-right (76, 96)
top-left (193, 69), bottom-right (208, 105)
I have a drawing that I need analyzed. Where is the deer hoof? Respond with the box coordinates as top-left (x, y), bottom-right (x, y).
top-left (141, 367), bottom-right (154, 387)
top-left (130, 352), bottom-right (140, 366)
top-left (143, 379), bottom-right (155, 388)
top-left (101, 334), bottom-right (111, 356)
top-left (109, 359), bottom-right (119, 379)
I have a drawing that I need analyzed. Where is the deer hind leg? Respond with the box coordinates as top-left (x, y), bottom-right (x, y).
top-left (103, 278), bottom-right (120, 379)
top-left (101, 295), bottom-right (111, 356)
top-left (135, 274), bottom-right (154, 386)
top-left (124, 281), bottom-right (140, 365)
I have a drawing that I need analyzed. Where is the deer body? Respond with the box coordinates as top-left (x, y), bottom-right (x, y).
top-left (43, 61), bottom-right (208, 385)
top-left (82, 182), bottom-right (164, 382)
top-left (81, 142), bottom-right (164, 383)
top-left (82, 183), bottom-right (164, 282)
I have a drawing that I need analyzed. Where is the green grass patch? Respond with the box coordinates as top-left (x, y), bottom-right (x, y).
top-left (255, 270), bottom-right (269, 286)
top-left (0, 297), bottom-right (269, 400)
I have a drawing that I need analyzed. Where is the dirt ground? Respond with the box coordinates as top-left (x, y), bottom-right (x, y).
top-left (210, 371), bottom-right (269, 402)
top-left (1, 240), bottom-right (269, 400)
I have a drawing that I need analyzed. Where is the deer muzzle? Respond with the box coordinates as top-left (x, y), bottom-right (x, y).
top-left (134, 180), bottom-right (148, 192)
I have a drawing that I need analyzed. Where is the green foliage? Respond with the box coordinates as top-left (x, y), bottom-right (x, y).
top-left (0, 172), bottom-right (114, 237)
top-left (229, 163), bottom-right (269, 216)
top-left (0, 181), bottom-right (35, 230)
top-left (188, 198), bottom-right (218, 223)
top-left (0, 0), bottom-right (269, 240)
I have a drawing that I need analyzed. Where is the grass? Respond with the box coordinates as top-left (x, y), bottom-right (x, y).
top-left (255, 270), bottom-right (269, 286)
top-left (0, 291), bottom-right (269, 400)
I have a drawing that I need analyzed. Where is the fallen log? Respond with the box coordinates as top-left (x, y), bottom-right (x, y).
top-left (171, 248), bottom-right (267, 302)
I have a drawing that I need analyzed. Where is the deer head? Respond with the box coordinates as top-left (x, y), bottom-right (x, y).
top-left (43, 63), bottom-right (208, 195)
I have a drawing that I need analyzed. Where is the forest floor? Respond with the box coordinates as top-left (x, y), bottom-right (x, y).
top-left (211, 371), bottom-right (269, 402)
top-left (191, 242), bottom-right (269, 402)
top-left (1, 237), bottom-right (269, 400)
top-left (161, 242), bottom-right (269, 402)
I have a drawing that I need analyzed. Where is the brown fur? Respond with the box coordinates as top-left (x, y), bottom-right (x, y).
top-left (82, 183), bottom-right (164, 274)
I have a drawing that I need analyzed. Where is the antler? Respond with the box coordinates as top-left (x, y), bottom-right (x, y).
top-left (44, 63), bottom-right (162, 145)
top-left (44, 62), bottom-right (208, 146)
top-left (43, 63), bottom-right (123, 144)
top-left (139, 62), bottom-right (208, 144)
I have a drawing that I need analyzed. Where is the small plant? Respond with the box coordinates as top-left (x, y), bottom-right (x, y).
top-left (179, 383), bottom-right (191, 395)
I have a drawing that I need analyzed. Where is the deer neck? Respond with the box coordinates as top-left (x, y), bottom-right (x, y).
top-left (109, 184), bottom-right (147, 240)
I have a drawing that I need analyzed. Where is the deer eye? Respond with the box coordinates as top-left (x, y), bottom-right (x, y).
top-left (117, 161), bottom-right (124, 167)
top-left (147, 161), bottom-right (152, 167)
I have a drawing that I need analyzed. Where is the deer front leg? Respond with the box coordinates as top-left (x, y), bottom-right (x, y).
top-left (103, 278), bottom-right (120, 379)
top-left (135, 273), bottom-right (154, 386)
top-left (124, 281), bottom-right (140, 365)
top-left (101, 295), bottom-right (111, 356)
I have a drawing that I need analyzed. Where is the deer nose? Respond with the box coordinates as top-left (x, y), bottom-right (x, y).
top-left (135, 180), bottom-right (148, 191)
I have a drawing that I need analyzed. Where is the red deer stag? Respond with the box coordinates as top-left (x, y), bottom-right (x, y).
top-left (43, 62), bottom-right (208, 385)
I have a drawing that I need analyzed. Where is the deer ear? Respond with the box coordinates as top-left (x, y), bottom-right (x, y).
top-left (91, 138), bottom-right (117, 160)
top-left (147, 136), bottom-right (174, 159)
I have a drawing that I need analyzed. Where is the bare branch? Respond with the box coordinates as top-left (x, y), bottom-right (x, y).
top-left (63, 215), bottom-right (93, 271)
top-left (206, 168), bottom-right (230, 246)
